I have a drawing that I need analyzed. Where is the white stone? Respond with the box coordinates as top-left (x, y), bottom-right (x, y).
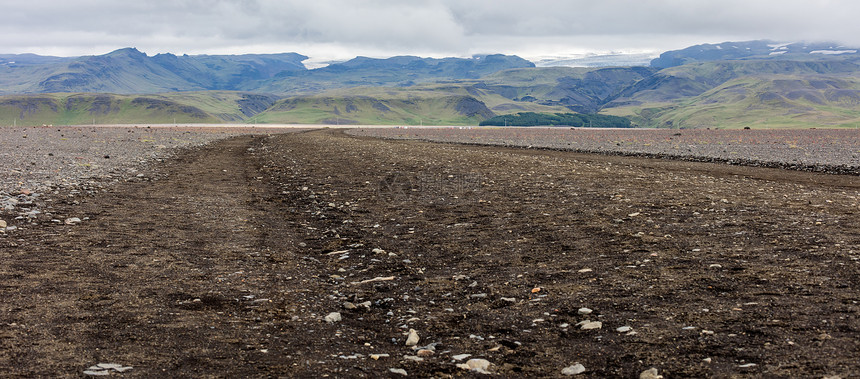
top-left (0, 220), bottom-right (6, 228)
top-left (562, 363), bottom-right (586, 375)
top-left (324, 312), bottom-right (342, 323)
top-left (580, 321), bottom-right (602, 330)
top-left (405, 329), bottom-right (419, 346)
top-left (403, 355), bottom-right (423, 362)
top-left (452, 354), bottom-right (471, 361)
top-left (457, 358), bottom-right (491, 372)
top-left (389, 368), bottom-right (408, 376)
top-left (578, 307), bottom-right (593, 315)
top-left (616, 326), bottom-right (632, 333)
top-left (640, 367), bottom-right (663, 379)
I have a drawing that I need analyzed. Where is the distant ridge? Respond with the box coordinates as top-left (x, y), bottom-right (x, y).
top-left (2, 40), bottom-right (860, 129)
top-left (650, 40), bottom-right (860, 68)
top-left (0, 49), bottom-right (533, 95)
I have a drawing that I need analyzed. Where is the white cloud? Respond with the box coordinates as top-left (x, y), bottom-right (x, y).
top-left (1, 0), bottom-right (859, 60)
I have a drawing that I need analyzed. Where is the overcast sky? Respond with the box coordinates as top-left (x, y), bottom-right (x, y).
top-left (3, 0), bottom-right (860, 64)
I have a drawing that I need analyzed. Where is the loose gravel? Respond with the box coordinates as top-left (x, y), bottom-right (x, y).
top-left (0, 125), bottom-right (303, 216)
top-left (348, 127), bottom-right (860, 175)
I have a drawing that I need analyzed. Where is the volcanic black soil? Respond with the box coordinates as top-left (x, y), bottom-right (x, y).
top-left (1, 129), bottom-right (859, 377)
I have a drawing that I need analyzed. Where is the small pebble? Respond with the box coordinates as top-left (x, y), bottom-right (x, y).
top-left (417, 349), bottom-right (434, 357)
top-left (580, 321), bottom-right (602, 330)
top-left (405, 329), bottom-right (419, 346)
top-left (389, 368), bottom-right (408, 376)
top-left (457, 358), bottom-right (491, 373)
top-left (578, 307), bottom-right (593, 315)
top-left (324, 312), bottom-right (342, 323)
top-left (616, 326), bottom-right (632, 333)
top-left (562, 363), bottom-right (586, 375)
top-left (640, 367), bottom-right (663, 379)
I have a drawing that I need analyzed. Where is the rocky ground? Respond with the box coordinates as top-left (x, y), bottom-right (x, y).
top-left (0, 125), bottom-right (298, 232)
top-left (0, 127), bottom-right (859, 377)
top-left (349, 127), bottom-right (860, 175)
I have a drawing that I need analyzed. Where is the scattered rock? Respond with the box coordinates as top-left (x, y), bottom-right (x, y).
top-left (84, 363), bottom-right (133, 376)
top-left (457, 358), bottom-right (492, 373)
top-left (417, 349), bottom-right (434, 357)
top-left (562, 363), bottom-right (586, 375)
top-left (370, 354), bottom-right (390, 360)
top-left (0, 220), bottom-right (6, 229)
top-left (64, 217), bottom-right (82, 225)
top-left (738, 363), bottom-right (757, 368)
top-left (351, 276), bottom-right (396, 285)
top-left (640, 367), bottom-right (663, 379)
top-left (405, 329), bottom-right (420, 346)
top-left (389, 368), bottom-right (408, 376)
top-left (580, 321), bottom-right (602, 330)
top-left (324, 312), bottom-right (342, 323)
top-left (452, 353), bottom-right (471, 361)
top-left (578, 307), bottom-right (593, 315)
top-left (616, 326), bottom-right (632, 333)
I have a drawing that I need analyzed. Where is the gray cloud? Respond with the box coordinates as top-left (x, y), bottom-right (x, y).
top-left (1, 0), bottom-right (859, 60)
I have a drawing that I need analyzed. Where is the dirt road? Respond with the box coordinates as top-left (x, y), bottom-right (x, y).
top-left (1, 129), bottom-right (858, 377)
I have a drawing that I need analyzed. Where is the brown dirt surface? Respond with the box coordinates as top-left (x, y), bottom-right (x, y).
top-left (1, 128), bottom-right (859, 377)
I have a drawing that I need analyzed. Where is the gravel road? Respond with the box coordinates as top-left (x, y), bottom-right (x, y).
top-left (0, 125), bottom-right (303, 218)
top-left (1, 129), bottom-right (857, 377)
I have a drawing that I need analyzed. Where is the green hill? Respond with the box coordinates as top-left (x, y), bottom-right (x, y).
top-left (252, 83), bottom-right (573, 125)
top-left (0, 92), bottom-right (278, 126)
top-left (608, 76), bottom-right (860, 129)
top-left (602, 58), bottom-right (860, 128)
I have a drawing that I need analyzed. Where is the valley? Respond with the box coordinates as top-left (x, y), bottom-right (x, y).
top-left (3, 40), bottom-right (860, 129)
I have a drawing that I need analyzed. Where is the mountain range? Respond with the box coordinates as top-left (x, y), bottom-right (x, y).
top-left (2, 40), bottom-right (860, 128)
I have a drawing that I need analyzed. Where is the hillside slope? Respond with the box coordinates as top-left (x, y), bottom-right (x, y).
top-left (0, 92), bottom-right (278, 126)
top-left (622, 76), bottom-right (860, 128)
